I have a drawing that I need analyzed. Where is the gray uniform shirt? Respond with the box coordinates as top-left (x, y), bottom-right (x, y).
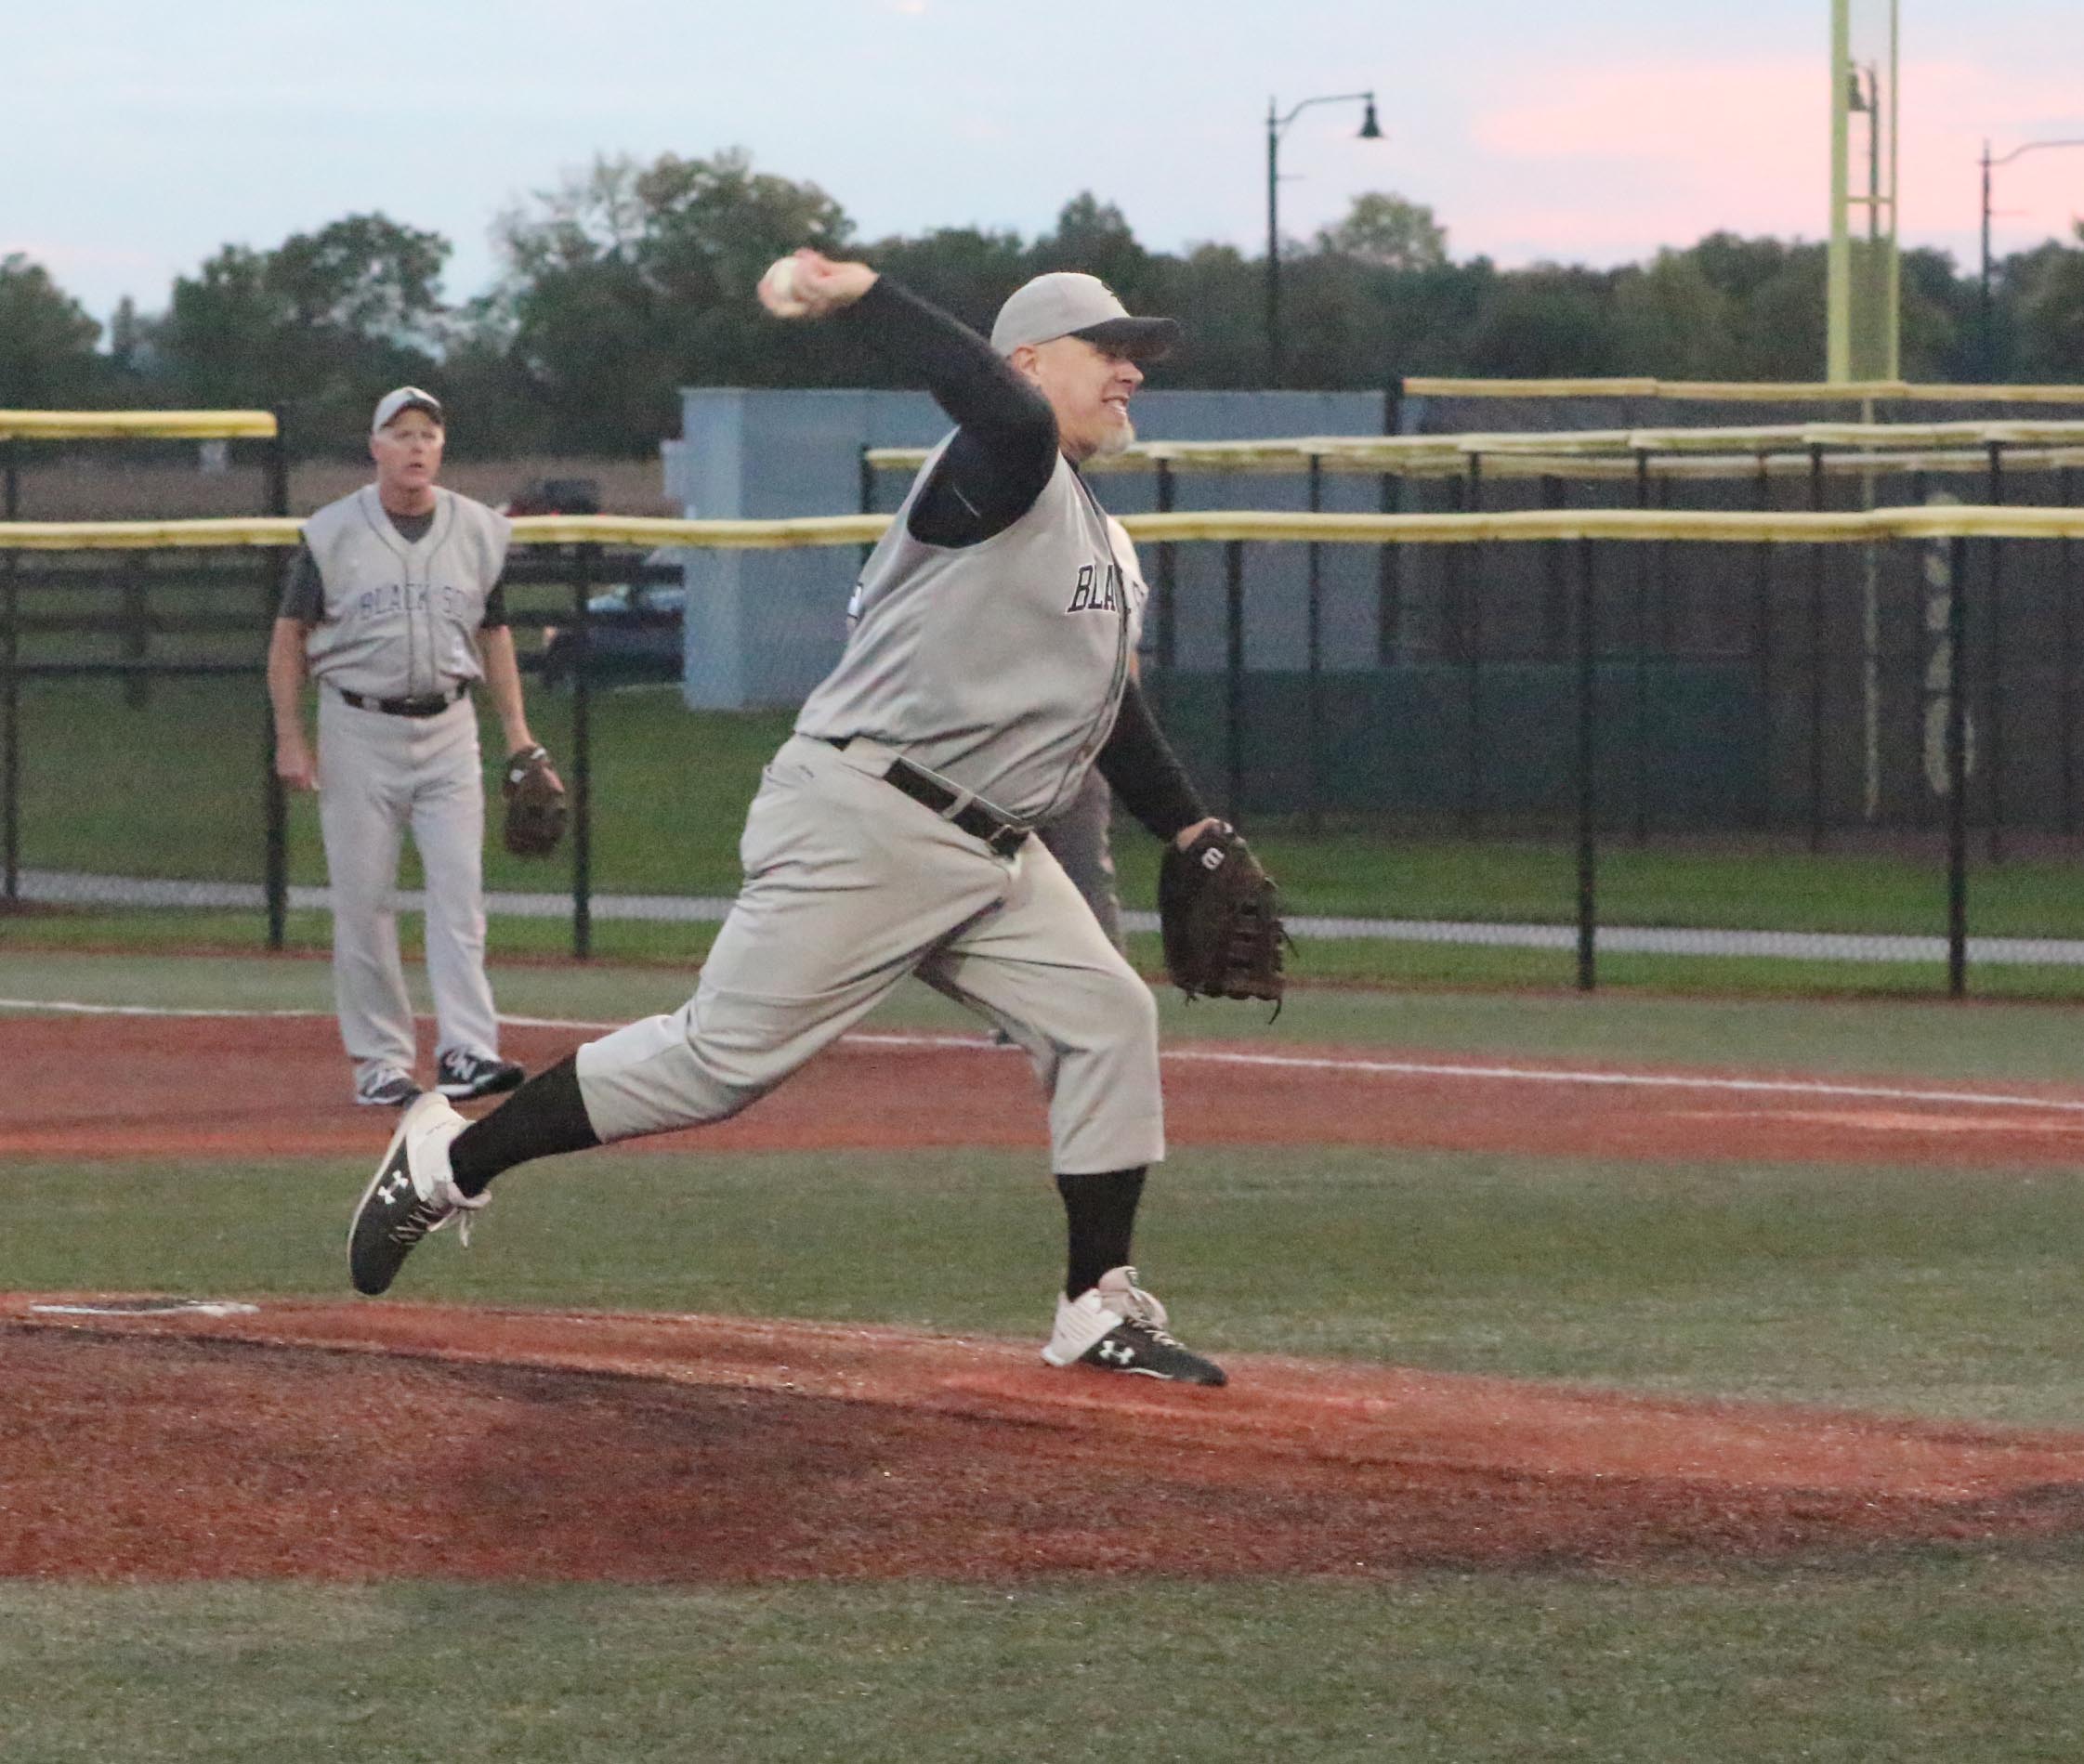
top-left (287, 486), bottom-right (511, 699)
top-left (795, 441), bottom-right (1130, 827)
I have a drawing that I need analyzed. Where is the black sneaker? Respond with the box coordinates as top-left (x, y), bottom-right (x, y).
top-left (1041, 1265), bottom-right (1227, 1387)
top-left (354, 1066), bottom-right (420, 1108)
top-left (435, 1048), bottom-right (525, 1101)
top-left (348, 1091), bottom-right (484, 1296)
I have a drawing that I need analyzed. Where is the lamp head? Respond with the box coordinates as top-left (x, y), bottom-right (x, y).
top-left (1358, 96), bottom-right (1383, 140)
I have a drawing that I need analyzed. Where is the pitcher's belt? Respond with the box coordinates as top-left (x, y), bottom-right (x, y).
top-left (334, 684), bottom-right (470, 717)
top-left (822, 738), bottom-right (1029, 856)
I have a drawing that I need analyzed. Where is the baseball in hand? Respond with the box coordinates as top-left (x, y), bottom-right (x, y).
top-left (759, 255), bottom-right (810, 318)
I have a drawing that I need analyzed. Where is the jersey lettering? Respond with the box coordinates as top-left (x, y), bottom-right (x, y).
top-left (1066, 562), bottom-right (1123, 615)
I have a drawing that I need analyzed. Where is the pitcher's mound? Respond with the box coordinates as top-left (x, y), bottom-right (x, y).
top-left (7, 1296), bottom-right (2084, 1582)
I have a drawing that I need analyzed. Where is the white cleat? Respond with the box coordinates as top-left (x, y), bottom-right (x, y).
top-left (1041, 1265), bottom-right (1225, 1386)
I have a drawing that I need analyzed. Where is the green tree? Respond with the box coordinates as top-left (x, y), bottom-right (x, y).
top-left (152, 215), bottom-right (451, 446)
top-left (866, 226), bottom-right (1030, 336)
top-left (2004, 228), bottom-right (2084, 381)
top-left (1462, 265), bottom-right (1625, 378)
top-left (1028, 192), bottom-right (1158, 305)
top-left (107, 295), bottom-right (149, 376)
top-left (0, 255), bottom-right (101, 405)
top-left (1317, 192), bottom-right (1448, 272)
top-left (1609, 250), bottom-right (1732, 378)
top-left (479, 149), bottom-right (856, 451)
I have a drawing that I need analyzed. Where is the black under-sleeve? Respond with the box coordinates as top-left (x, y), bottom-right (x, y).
top-left (1094, 675), bottom-right (1209, 842)
top-left (277, 542), bottom-right (323, 622)
top-left (834, 277), bottom-right (1059, 547)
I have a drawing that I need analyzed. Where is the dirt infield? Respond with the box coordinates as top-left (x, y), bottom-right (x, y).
top-left (8, 1297), bottom-right (2084, 1583)
top-left (7, 1006), bottom-right (2084, 1584)
top-left (8, 1010), bottom-right (2084, 1168)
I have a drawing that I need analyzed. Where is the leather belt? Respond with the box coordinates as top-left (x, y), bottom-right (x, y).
top-left (336, 684), bottom-right (469, 717)
top-left (822, 737), bottom-right (1029, 856)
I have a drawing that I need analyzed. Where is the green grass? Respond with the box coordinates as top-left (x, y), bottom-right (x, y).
top-left (7, 1569), bottom-right (2084, 1764)
top-left (18, 899), bottom-right (2084, 997)
top-left (10, 1142), bottom-right (2084, 1426)
top-left (16, 675), bottom-right (2084, 940)
top-left (11, 956), bottom-right (2084, 1760)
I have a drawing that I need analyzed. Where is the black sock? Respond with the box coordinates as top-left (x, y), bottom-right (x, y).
top-left (448, 1055), bottom-right (600, 1197)
top-left (1056, 1168), bottom-right (1147, 1299)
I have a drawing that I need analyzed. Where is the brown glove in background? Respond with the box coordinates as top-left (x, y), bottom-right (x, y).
top-left (502, 744), bottom-right (568, 858)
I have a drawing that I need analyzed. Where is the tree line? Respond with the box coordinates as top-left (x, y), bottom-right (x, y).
top-left (5, 147), bottom-right (2083, 457)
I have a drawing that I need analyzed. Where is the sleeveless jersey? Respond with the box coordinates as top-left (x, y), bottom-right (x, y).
top-left (299, 486), bottom-right (511, 699)
top-left (795, 441), bottom-right (1130, 826)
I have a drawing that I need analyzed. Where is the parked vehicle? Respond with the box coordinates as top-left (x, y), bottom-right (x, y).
top-left (500, 477), bottom-right (602, 517)
top-left (501, 477), bottom-right (683, 687)
top-left (539, 571), bottom-right (685, 688)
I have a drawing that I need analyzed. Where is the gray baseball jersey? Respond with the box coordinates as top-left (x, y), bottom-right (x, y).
top-left (297, 486), bottom-right (511, 699)
top-left (795, 441), bottom-right (1131, 828)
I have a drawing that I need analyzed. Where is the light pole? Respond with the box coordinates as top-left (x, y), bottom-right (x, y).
top-left (1980, 136), bottom-right (2084, 380)
top-left (1265, 90), bottom-right (1382, 385)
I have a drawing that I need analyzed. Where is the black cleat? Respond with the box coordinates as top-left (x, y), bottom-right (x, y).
top-left (435, 1048), bottom-right (525, 1101)
top-left (1042, 1265), bottom-right (1227, 1387)
top-left (347, 1091), bottom-right (483, 1296)
top-left (354, 1066), bottom-right (421, 1108)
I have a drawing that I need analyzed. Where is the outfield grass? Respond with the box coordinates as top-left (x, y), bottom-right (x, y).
top-left (10, 1133), bottom-right (2084, 1425)
top-left (7, 1568), bottom-right (2084, 1764)
top-left (16, 677), bottom-right (2084, 961)
top-left (9, 956), bottom-right (2084, 1759)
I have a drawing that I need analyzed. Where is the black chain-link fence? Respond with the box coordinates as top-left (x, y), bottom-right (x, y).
top-left (6, 513), bottom-right (2082, 996)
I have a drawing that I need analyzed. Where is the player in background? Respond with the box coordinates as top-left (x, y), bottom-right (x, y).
top-left (269, 388), bottom-right (538, 1109)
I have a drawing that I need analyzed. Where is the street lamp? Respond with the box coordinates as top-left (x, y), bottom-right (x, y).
top-left (1265, 90), bottom-right (1383, 385)
top-left (1980, 136), bottom-right (2084, 381)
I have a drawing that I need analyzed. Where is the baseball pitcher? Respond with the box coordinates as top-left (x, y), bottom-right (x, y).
top-left (349, 264), bottom-right (1284, 1385)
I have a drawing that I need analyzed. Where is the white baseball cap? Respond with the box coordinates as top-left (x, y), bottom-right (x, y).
top-left (371, 385), bottom-right (444, 434)
top-left (990, 273), bottom-right (1179, 360)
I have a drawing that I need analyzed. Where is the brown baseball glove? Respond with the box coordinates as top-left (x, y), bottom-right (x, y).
top-left (1158, 822), bottom-right (1288, 1007)
top-left (502, 744), bottom-right (568, 858)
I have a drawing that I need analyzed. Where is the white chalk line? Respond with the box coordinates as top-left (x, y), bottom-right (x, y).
top-left (6, 995), bottom-right (2084, 1118)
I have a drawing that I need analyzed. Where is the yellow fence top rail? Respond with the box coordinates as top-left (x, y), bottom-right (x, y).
top-left (1403, 377), bottom-right (2084, 405)
top-left (0, 514), bottom-right (891, 552)
top-left (0, 410), bottom-right (279, 441)
top-left (10, 506), bottom-right (2084, 551)
top-left (865, 419), bottom-right (2084, 480)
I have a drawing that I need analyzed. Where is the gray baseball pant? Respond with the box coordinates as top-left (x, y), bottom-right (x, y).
top-left (1037, 766), bottom-right (1123, 951)
top-left (316, 691), bottom-right (502, 1079)
top-left (576, 735), bottom-right (1163, 1173)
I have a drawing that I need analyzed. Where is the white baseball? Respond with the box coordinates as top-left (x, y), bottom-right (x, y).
top-left (760, 255), bottom-right (810, 318)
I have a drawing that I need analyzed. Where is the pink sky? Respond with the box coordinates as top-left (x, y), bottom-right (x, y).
top-left (1458, 56), bottom-right (2084, 267)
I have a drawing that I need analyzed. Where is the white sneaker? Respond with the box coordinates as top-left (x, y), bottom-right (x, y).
top-left (1041, 1266), bottom-right (1225, 1386)
top-left (347, 1091), bottom-right (485, 1296)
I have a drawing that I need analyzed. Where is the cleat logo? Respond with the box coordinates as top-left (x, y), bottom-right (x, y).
top-left (1097, 1340), bottom-right (1135, 1365)
top-left (378, 1169), bottom-right (409, 1205)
